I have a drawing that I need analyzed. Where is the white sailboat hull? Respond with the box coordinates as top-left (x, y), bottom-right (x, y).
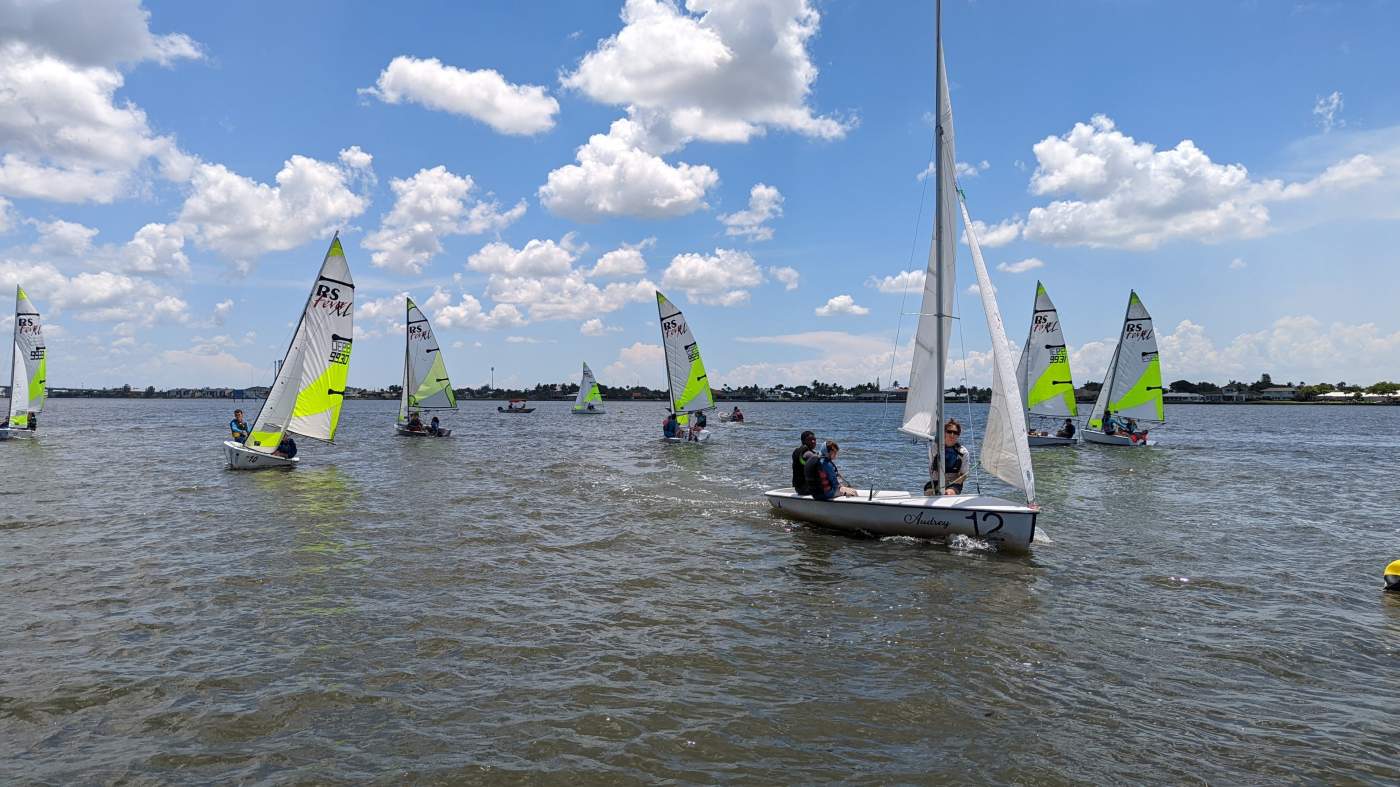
top-left (224, 440), bottom-right (299, 469)
top-left (1028, 434), bottom-right (1076, 447)
top-left (395, 425), bottom-right (452, 437)
top-left (664, 429), bottom-right (712, 444)
top-left (1082, 429), bottom-right (1153, 447)
top-left (765, 488), bottom-right (1037, 552)
top-left (0, 428), bottom-right (36, 440)
top-left (571, 408), bottom-right (606, 415)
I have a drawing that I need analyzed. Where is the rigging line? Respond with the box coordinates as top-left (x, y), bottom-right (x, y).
top-left (883, 122), bottom-right (939, 421)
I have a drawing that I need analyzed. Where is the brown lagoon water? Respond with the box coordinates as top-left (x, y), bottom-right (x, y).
top-left (2, 399), bottom-right (1399, 783)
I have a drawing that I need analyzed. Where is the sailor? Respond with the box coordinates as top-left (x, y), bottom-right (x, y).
top-left (1102, 408), bottom-right (1121, 435)
top-left (791, 430), bottom-right (818, 494)
top-left (273, 435), bottom-right (297, 459)
top-left (805, 440), bottom-right (858, 500)
top-left (730, 406), bottom-right (744, 422)
top-left (694, 410), bottom-right (708, 429)
top-left (407, 411), bottom-right (425, 432)
top-left (663, 412), bottom-right (680, 439)
top-left (429, 415), bottom-right (442, 435)
top-left (229, 409), bottom-right (251, 443)
top-left (1056, 418), bottom-right (1076, 439)
top-left (925, 418), bottom-right (969, 496)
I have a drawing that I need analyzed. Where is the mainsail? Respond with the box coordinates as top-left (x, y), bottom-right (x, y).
top-left (656, 291), bottom-right (714, 426)
top-left (573, 362), bottom-right (604, 412)
top-left (7, 286), bottom-right (46, 428)
top-left (1088, 291), bottom-right (1164, 429)
top-left (900, 47), bottom-right (958, 442)
top-left (399, 295), bottom-right (456, 422)
top-left (961, 201), bottom-right (1036, 499)
top-left (1016, 282), bottom-right (1077, 418)
top-left (246, 236), bottom-right (354, 451)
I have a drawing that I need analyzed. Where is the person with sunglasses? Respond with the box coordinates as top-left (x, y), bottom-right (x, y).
top-left (924, 418), bottom-right (970, 496)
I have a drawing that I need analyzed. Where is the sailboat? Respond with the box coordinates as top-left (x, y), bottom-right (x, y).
top-left (764, 1), bottom-right (1040, 551)
top-left (571, 362), bottom-right (605, 414)
top-left (1019, 281), bottom-right (1078, 446)
top-left (656, 290), bottom-right (715, 442)
top-left (1, 286), bottom-right (46, 441)
top-left (224, 235), bottom-right (354, 469)
top-left (1083, 290), bottom-right (1163, 446)
top-left (396, 295), bottom-right (456, 436)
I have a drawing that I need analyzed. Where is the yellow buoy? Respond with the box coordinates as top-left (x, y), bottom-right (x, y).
top-left (1386, 560), bottom-right (1400, 592)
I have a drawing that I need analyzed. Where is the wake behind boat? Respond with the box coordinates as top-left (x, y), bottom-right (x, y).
top-left (656, 290), bottom-right (715, 443)
top-left (396, 295), bottom-right (456, 437)
top-left (224, 235), bottom-right (354, 469)
top-left (1083, 291), bottom-right (1164, 447)
top-left (1, 285), bottom-right (46, 441)
top-left (765, 2), bottom-right (1040, 551)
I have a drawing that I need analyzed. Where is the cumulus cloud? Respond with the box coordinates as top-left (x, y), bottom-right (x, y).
top-left (0, 0), bottom-right (201, 67)
top-left (0, 42), bottom-right (192, 203)
top-left (718, 183), bottom-right (783, 241)
top-left (29, 218), bottom-right (97, 257)
top-left (918, 160), bottom-right (989, 181)
top-left (604, 340), bottom-right (666, 387)
top-left (122, 222), bottom-right (189, 276)
top-left (1313, 91), bottom-right (1343, 133)
top-left (580, 317), bottom-right (621, 335)
top-left (364, 165), bottom-right (525, 274)
top-left (996, 257), bottom-right (1044, 274)
top-left (589, 237), bottom-right (653, 278)
top-left (0, 259), bottom-right (187, 326)
top-left (963, 217), bottom-right (1023, 248)
top-left (768, 264), bottom-right (799, 290)
top-left (464, 235), bottom-right (657, 322)
top-left (1021, 115), bottom-right (1384, 249)
top-left (468, 237), bottom-right (578, 277)
top-left (660, 247), bottom-right (764, 306)
top-left (814, 294), bottom-right (868, 317)
top-left (212, 298), bottom-right (233, 326)
top-left (431, 292), bottom-right (527, 331)
top-left (538, 117), bottom-right (718, 221)
top-left (562, 0), bottom-right (848, 148)
top-left (177, 148), bottom-right (372, 268)
top-left (867, 269), bottom-right (925, 294)
top-left (361, 55), bottom-right (558, 135)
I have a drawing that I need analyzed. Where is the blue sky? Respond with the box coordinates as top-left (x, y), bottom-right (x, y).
top-left (1, 0), bottom-right (1397, 390)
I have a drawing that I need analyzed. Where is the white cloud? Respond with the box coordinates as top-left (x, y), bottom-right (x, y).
top-left (867, 269), bottom-right (924, 294)
top-left (661, 248), bottom-right (764, 306)
top-left (917, 160), bottom-right (989, 181)
top-left (212, 298), bottom-right (233, 326)
top-left (0, 42), bottom-right (192, 203)
top-left (468, 237), bottom-right (577, 277)
top-left (539, 117), bottom-right (718, 221)
top-left (364, 165), bottom-right (525, 274)
top-left (580, 317), bottom-right (621, 335)
top-left (718, 183), bottom-right (783, 241)
top-left (486, 272), bottom-right (656, 321)
top-left (177, 149), bottom-right (371, 267)
top-left (505, 335), bottom-right (554, 344)
top-left (996, 257), bottom-right (1044, 274)
top-left (814, 294), bottom-right (868, 317)
top-left (1157, 316), bottom-right (1400, 383)
top-left (0, 195), bottom-right (12, 232)
top-left (562, 0), bottom-right (848, 149)
top-left (1021, 114), bottom-right (1384, 250)
top-left (29, 218), bottom-right (96, 256)
top-left (1229, 257), bottom-right (1247, 270)
top-left (1314, 91), bottom-right (1343, 133)
top-left (433, 292), bottom-right (527, 331)
top-left (0, 0), bottom-right (201, 67)
top-left (589, 238), bottom-right (653, 278)
top-left (963, 217), bottom-right (1023, 248)
top-left (768, 265), bottom-right (799, 290)
top-left (0, 259), bottom-right (187, 326)
top-left (966, 282), bottom-right (995, 296)
top-left (604, 340), bottom-right (666, 387)
top-left (121, 222), bottom-right (188, 276)
top-left (361, 55), bottom-right (559, 136)
top-left (338, 145), bottom-right (373, 172)
top-left (139, 341), bottom-right (257, 389)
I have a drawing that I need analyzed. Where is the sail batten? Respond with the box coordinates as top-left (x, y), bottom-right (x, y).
top-left (656, 291), bottom-right (714, 426)
top-left (400, 296), bottom-right (457, 420)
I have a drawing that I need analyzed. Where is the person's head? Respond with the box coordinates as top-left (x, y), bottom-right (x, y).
top-left (431, 415), bottom-right (439, 423)
top-left (234, 409), bottom-right (244, 420)
top-left (1065, 419), bottom-right (1072, 425)
top-left (944, 418), bottom-right (962, 445)
top-left (824, 440), bottom-right (839, 458)
top-left (800, 430), bottom-right (816, 448)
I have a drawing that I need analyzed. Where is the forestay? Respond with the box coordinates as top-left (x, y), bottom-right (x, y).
top-left (1089, 291), bottom-right (1163, 429)
top-left (400, 295), bottom-right (456, 421)
top-left (7, 286), bottom-right (46, 428)
top-left (287, 237), bottom-right (354, 441)
top-left (901, 49), bottom-right (958, 442)
top-left (1016, 282), bottom-right (1077, 418)
top-left (961, 201), bottom-right (1036, 500)
top-left (573, 362), bottom-right (604, 412)
top-left (656, 291), bottom-right (714, 426)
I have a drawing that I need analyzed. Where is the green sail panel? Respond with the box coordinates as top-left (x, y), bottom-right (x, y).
top-left (287, 237), bottom-right (354, 442)
top-left (656, 291), bottom-right (714, 426)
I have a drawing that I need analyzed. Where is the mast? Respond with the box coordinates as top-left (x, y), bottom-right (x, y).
top-left (933, 0), bottom-right (946, 491)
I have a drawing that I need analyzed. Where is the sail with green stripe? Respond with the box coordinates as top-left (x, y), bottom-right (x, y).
top-left (572, 362), bottom-right (605, 413)
top-left (7, 285), bottom-right (46, 429)
top-left (399, 295), bottom-right (456, 422)
top-left (1016, 281), bottom-right (1077, 418)
top-left (1088, 290), bottom-right (1164, 429)
top-left (245, 235), bottom-right (354, 452)
top-left (656, 291), bottom-right (714, 426)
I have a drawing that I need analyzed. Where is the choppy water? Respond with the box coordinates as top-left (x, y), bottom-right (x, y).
top-left (3, 399), bottom-right (1398, 783)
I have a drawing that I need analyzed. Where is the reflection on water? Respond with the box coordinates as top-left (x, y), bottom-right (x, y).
top-left (1, 399), bottom-right (1397, 783)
